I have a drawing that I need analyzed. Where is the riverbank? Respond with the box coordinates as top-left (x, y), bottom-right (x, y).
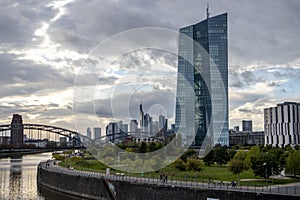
top-left (37, 160), bottom-right (300, 200)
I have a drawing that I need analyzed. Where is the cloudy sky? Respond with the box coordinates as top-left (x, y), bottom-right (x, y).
top-left (0, 0), bottom-right (300, 134)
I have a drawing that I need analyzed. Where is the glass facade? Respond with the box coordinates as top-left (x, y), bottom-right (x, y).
top-left (175, 13), bottom-right (229, 148)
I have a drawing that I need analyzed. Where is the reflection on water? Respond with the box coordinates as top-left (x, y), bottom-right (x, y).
top-left (0, 153), bottom-right (52, 200)
top-left (0, 152), bottom-right (83, 200)
top-left (9, 155), bottom-right (22, 199)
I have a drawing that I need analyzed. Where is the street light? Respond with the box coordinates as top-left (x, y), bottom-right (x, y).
top-left (263, 162), bottom-right (267, 187)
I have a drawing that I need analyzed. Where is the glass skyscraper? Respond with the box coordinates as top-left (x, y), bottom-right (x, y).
top-left (175, 13), bottom-right (229, 148)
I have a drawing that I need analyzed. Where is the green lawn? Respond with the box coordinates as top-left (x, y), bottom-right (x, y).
top-left (59, 157), bottom-right (300, 186)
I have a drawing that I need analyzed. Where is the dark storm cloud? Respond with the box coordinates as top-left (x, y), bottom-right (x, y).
top-left (0, 1), bottom-right (55, 47)
top-left (1, 0), bottom-right (300, 131)
top-left (75, 73), bottom-right (118, 87)
top-left (74, 89), bottom-right (176, 120)
top-left (238, 107), bottom-right (262, 115)
top-left (48, 0), bottom-right (179, 51)
top-left (226, 0), bottom-right (300, 65)
top-left (45, 0), bottom-right (300, 66)
top-left (280, 89), bottom-right (287, 93)
top-left (115, 49), bottom-right (177, 70)
top-left (268, 82), bottom-right (279, 87)
top-left (0, 53), bottom-right (74, 98)
top-left (229, 69), bottom-right (264, 89)
top-left (0, 101), bottom-right (66, 119)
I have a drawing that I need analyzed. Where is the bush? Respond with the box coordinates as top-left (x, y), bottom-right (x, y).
top-left (173, 159), bottom-right (186, 171)
top-left (186, 158), bottom-right (202, 172)
top-left (70, 156), bottom-right (84, 164)
top-left (52, 154), bottom-right (65, 161)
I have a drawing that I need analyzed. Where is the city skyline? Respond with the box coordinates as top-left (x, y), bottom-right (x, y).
top-left (0, 1), bottom-right (300, 134)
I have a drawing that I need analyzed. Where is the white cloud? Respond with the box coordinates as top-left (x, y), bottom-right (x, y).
top-left (0, 0), bottom-right (300, 134)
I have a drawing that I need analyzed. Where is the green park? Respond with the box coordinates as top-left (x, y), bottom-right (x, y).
top-left (55, 142), bottom-right (300, 187)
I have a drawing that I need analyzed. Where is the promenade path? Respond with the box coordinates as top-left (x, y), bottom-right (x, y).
top-left (40, 160), bottom-right (300, 197)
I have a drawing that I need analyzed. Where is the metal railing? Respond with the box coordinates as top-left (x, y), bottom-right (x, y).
top-left (39, 161), bottom-right (300, 196)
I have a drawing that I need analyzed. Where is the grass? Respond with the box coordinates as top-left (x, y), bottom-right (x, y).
top-left (59, 156), bottom-right (300, 187)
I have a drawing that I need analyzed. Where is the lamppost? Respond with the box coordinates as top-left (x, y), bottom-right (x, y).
top-left (263, 162), bottom-right (267, 187)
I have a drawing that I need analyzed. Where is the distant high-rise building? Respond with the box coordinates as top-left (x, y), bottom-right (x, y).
top-left (143, 114), bottom-right (152, 134)
top-left (175, 12), bottom-right (229, 147)
top-left (11, 114), bottom-right (24, 148)
top-left (159, 115), bottom-right (166, 131)
top-left (264, 102), bottom-right (300, 147)
top-left (93, 127), bottom-right (101, 139)
top-left (171, 124), bottom-right (176, 131)
top-left (164, 119), bottom-right (168, 132)
top-left (59, 137), bottom-right (67, 143)
top-left (242, 120), bottom-right (253, 132)
top-left (233, 126), bottom-right (240, 132)
top-left (140, 102), bottom-right (144, 131)
top-left (151, 121), bottom-right (159, 134)
top-left (121, 124), bottom-right (128, 134)
top-left (87, 127), bottom-right (92, 138)
top-left (229, 130), bottom-right (264, 146)
top-left (130, 120), bottom-right (138, 133)
top-left (118, 121), bottom-right (128, 135)
top-left (106, 122), bottom-right (118, 143)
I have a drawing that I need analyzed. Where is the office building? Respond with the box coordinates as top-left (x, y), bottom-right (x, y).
top-left (87, 127), bottom-right (92, 138)
top-left (175, 12), bottom-right (228, 147)
top-left (151, 121), bottom-right (159, 134)
top-left (242, 120), bottom-right (253, 132)
top-left (159, 115), bottom-right (166, 131)
top-left (233, 126), bottom-right (239, 132)
top-left (264, 102), bottom-right (300, 147)
top-left (140, 103), bottom-right (144, 131)
top-left (93, 127), bottom-right (101, 139)
top-left (130, 120), bottom-right (138, 133)
top-left (229, 130), bottom-right (264, 146)
top-left (143, 114), bottom-right (152, 134)
top-left (106, 122), bottom-right (118, 143)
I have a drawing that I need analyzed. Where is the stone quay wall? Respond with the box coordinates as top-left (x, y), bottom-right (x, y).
top-left (37, 162), bottom-right (300, 200)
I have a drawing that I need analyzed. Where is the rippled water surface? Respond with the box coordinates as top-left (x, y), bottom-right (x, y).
top-left (0, 152), bottom-right (52, 200)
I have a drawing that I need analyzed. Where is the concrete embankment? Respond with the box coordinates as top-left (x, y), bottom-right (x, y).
top-left (37, 162), bottom-right (300, 200)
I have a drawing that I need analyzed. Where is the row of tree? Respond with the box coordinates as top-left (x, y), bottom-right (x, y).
top-left (228, 146), bottom-right (300, 180)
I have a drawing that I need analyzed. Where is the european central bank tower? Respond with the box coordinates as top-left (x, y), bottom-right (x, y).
top-left (175, 13), bottom-right (229, 148)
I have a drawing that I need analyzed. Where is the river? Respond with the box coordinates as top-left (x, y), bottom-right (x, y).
top-left (0, 152), bottom-right (53, 200)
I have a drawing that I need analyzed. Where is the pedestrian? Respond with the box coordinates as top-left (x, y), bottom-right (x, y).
top-left (159, 174), bottom-right (162, 182)
top-left (165, 175), bottom-right (168, 183)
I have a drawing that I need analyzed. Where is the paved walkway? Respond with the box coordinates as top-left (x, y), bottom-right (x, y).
top-left (39, 160), bottom-right (300, 196)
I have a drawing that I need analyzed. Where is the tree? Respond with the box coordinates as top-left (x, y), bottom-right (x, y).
top-left (250, 146), bottom-right (282, 178)
top-left (214, 144), bottom-right (229, 165)
top-left (139, 142), bottom-right (147, 153)
top-left (184, 149), bottom-right (197, 158)
top-left (228, 149), bottom-right (237, 160)
top-left (187, 158), bottom-right (202, 172)
top-left (286, 150), bottom-right (300, 176)
top-left (147, 142), bottom-right (156, 152)
top-left (173, 159), bottom-right (186, 171)
top-left (228, 151), bottom-right (250, 186)
top-left (203, 149), bottom-right (215, 166)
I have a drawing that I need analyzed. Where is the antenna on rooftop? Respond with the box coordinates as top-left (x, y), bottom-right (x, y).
top-left (206, 2), bottom-right (210, 19)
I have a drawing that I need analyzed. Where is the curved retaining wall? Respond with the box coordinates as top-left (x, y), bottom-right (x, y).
top-left (37, 162), bottom-right (300, 200)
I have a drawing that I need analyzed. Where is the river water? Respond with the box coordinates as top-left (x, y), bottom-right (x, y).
top-left (0, 152), bottom-right (52, 200)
